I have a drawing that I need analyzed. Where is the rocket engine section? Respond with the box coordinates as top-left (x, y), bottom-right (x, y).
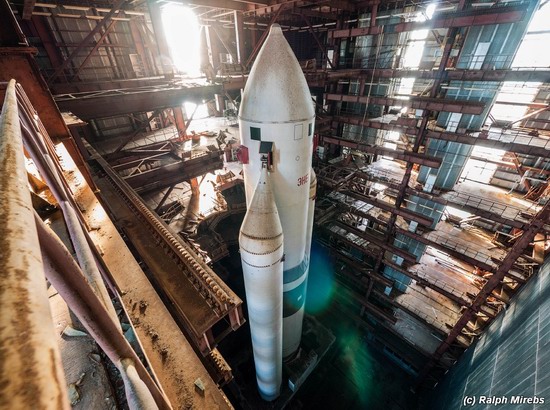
top-left (238, 21), bottom-right (316, 389)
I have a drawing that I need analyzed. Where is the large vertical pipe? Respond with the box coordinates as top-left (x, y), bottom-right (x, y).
top-left (239, 168), bottom-right (283, 401)
top-left (0, 80), bottom-right (70, 409)
top-left (239, 24), bottom-right (315, 359)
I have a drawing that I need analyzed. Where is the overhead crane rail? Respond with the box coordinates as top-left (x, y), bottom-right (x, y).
top-left (88, 144), bottom-right (244, 356)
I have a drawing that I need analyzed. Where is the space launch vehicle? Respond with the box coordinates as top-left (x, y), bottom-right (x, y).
top-left (238, 23), bottom-right (317, 401)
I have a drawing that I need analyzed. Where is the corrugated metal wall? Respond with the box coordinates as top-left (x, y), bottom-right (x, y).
top-left (425, 256), bottom-right (550, 409)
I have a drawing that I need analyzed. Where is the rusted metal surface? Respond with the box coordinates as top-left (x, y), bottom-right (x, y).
top-left (88, 144), bottom-right (244, 355)
top-left (114, 146), bottom-right (224, 195)
top-left (417, 201), bottom-right (550, 386)
top-left (322, 135), bottom-right (441, 168)
top-left (0, 3), bottom-right (96, 192)
top-left (35, 213), bottom-right (171, 410)
top-left (55, 83), bottom-right (221, 120)
top-left (47, 0), bottom-right (127, 83)
top-left (325, 93), bottom-right (485, 115)
top-left (0, 80), bottom-right (70, 410)
top-left (16, 83), bottom-right (119, 323)
top-left (331, 220), bottom-right (418, 264)
top-left (328, 5), bottom-right (526, 38)
top-left (72, 20), bottom-right (119, 81)
top-left (325, 68), bottom-right (550, 83)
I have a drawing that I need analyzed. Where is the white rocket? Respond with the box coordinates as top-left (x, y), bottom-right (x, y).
top-left (238, 23), bottom-right (316, 400)
top-left (239, 168), bottom-right (283, 401)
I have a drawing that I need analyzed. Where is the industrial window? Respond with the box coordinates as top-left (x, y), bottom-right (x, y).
top-left (250, 127), bottom-right (261, 141)
top-left (308, 123), bottom-right (312, 136)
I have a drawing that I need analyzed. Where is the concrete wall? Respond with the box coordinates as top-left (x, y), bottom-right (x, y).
top-left (425, 256), bottom-right (550, 409)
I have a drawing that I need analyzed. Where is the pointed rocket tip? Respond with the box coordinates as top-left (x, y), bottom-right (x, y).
top-left (269, 24), bottom-right (283, 36)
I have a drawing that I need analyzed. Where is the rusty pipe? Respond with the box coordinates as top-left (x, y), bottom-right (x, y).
top-left (0, 79), bottom-right (70, 409)
top-left (16, 90), bottom-right (119, 326)
top-left (35, 212), bottom-right (171, 410)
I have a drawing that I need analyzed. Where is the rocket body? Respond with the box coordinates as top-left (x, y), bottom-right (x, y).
top-left (239, 23), bottom-right (315, 363)
top-left (239, 168), bottom-right (283, 401)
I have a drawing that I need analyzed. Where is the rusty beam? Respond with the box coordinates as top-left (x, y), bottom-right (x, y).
top-left (48, 0), bottom-right (127, 83)
top-left (113, 109), bottom-right (160, 153)
top-left (334, 220), bottom-right (418, 264)
top-left (404, 187), bottom-right (526, 230)
top-left (325, 93), bottom-right (485, 115)
top-left (384, 260), bottom-right (470, 307)
top-left (425, 129), bottom-right (550, 157)
top-left (55, 83), bottom-right (221, 120)
top-left (298, 11), bottom-right (334, 69)
top-left (417, 201), bottom-right (550, 385)
top-left (394, 226), bottom-right (496, 273)
top-left (22, 0), bottom-right (37, 20)
top-left (323, 135), bottom-right (441, 168)
top-left (334, 250), bottom-right (393, 287)
top-left (326, 68), bottom-right (550, 83)
top-left (328, 5), bottom-right (526, 38)
top-left (35, 214), bottom-right (171, 409)
top-left (72, 19), bottom-right (118, 80)
top-left (343, 188), bottom-right (435, 227)
top-left (511, 152), bottom-right (533, 191)
top-left (123, 150), bottom-right (224, 195)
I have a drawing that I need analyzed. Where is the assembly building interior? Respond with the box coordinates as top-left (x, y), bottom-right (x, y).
top-left (1, 0), bottom-right (550, 408)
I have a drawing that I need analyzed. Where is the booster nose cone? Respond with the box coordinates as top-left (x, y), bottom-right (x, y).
top-left (239, 24), bottom-right (314, 124)
top-left (239, 169), bottom-right (283, 254)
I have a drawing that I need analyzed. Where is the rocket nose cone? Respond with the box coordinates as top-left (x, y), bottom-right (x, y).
top-left (239, 21), bottom-right (314, 123)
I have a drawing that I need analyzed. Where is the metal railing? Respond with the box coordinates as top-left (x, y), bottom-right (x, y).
top-left (0, 80), bottom-right (171, 409)
top-left (424, 231), bottom-right (496, 268)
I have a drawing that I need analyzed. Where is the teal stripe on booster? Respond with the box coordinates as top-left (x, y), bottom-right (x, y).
top-left (283, 258), bottom-right (308, 284)
top-left (283, 278), bottom-right (307, 317)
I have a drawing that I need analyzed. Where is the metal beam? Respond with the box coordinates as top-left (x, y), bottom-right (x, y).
top-left (417, 201), bottom-right (550, 385)
top-left (55, 83), bottom-right (221, 119)
top-left (122, 150), bottom-right (224, 195)
top-left (234, 11), bottom-right (245, 64)
top-left (333, 220), bottom-right (418, 263)
top-left (113, 109), bottom-right (160, 153)
top-left (384, 260), bottom-right (470, 307)
top-left (22, 0), bottom-right (37, 20)
top-left (328, 5), bottom-right (526, 38)
top-left (342, 188), bottom-right (435, 227)
top-left (403, 187), bottom-right (526, 230)
top-left (394, 227), bottom-right (496, 273)
top-left (48, 0), bottom-right (127, 83)
top-left (190, 0), bottom-right (249, 10)
top-left (326, 68), bottom-right (550, 83)
top-left (322, 135), bottom-right (441, 168)
top-left (325, 93), bottom-right (486, 115)
top-left (425, 129), bottom-right (550, 157)
top-left (71, 19), bottom-right (118, 80)
top-left (298, 11), bottom-right (334, 69)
